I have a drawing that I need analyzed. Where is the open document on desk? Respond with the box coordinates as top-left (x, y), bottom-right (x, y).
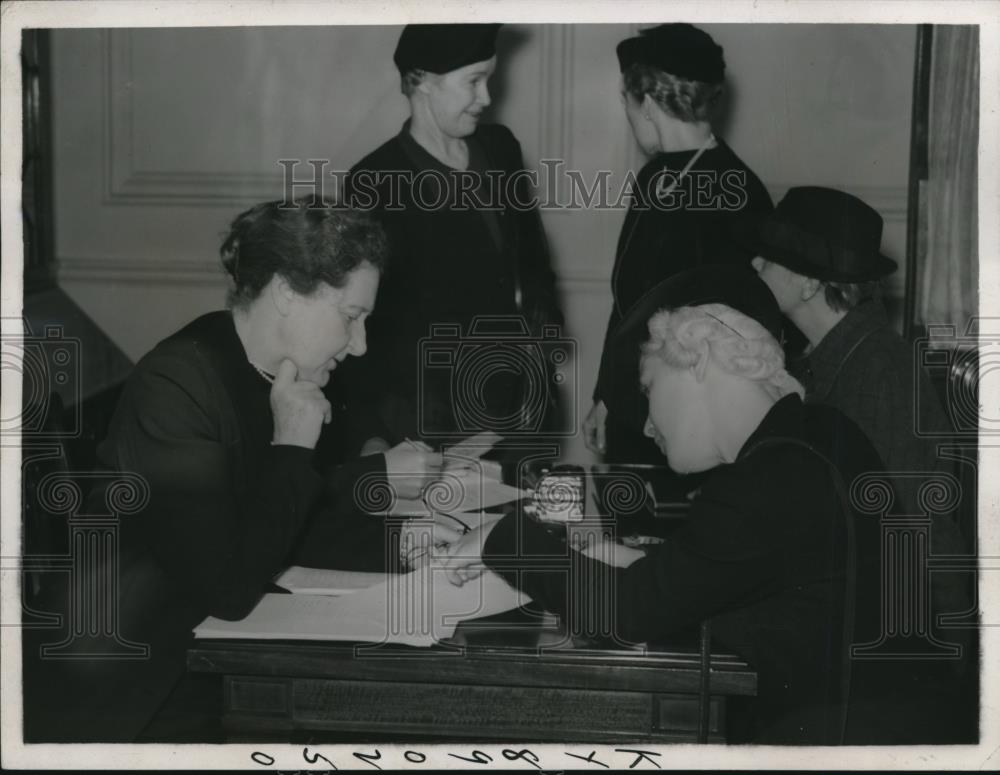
top-left (388, 472), bottom-right (528, 516)
top-left (193, 565), bottom-right (530, 647)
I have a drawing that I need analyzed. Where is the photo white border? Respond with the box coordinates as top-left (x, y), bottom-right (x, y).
top-left (2, 0), bottom-right (997, 769)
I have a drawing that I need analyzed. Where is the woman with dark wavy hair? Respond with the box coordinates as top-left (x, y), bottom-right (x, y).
top-left (583, 23), bottom-right (774, 464)
top-left (29, 200), bottom-right (444, 743)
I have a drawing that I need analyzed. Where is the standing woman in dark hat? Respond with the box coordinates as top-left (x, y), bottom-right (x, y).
top-left (583, 23), bottom-right (773, 463)
top-left (341, 24), bottom-right (561, 448)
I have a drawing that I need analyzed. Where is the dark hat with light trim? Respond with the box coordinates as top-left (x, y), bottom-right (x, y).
top-left (616, 23), bottom-right (725, 83)
top-left (602, 264), bottom-right (783, 435)
top-left (740, 187), bottom-right (898, 282)
top-left (393, 24), bottom-right (502, 75)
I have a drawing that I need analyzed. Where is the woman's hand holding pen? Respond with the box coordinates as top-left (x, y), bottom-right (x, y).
top-left (382, 438), bottom-right (444, 499)
top-left (270, 359), bottom-right (332, 449)
top-left (400, 511), bottom-right (469, 570)
top-left (442, 526), bottom-right (488, 585)
top-left (442, 516), bottom-right (504, 585)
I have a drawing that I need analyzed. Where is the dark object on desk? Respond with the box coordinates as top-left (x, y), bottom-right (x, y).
top-left (591, 463), bottom-right (692, 540)
top-left (531, 464), bottom-right (586, 523)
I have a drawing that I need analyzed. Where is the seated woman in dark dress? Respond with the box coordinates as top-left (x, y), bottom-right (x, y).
top-left (445, 266), bottom-right (899, 745)
top-left (33, 199), bottom-right (452, 743)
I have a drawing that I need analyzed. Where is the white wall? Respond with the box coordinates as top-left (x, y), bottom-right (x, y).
top-left (51, 24), bottom-right (915, 461)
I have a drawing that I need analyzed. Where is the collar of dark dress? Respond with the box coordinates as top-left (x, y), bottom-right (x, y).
top-left (199, 310), bottom-right (272, 394)
top-left (647, 136), bottom-right (727, 171)
top-left (805, 299), bottom-right (888, 400)
top-left (396, 118), bottom-right (488, 174)
top-left (736, 392), bottom-right (805, 461)
top-left (631, 139), bottom-right (728, 203)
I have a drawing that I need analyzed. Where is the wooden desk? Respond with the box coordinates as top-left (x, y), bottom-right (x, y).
top-left (188, 613), bottom-right (756, 743)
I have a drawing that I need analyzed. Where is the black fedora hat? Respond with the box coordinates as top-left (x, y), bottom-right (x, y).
top-left (741, 187), bottom-right (897, 282)
top-left (602, 264), bottom-right (783, 436)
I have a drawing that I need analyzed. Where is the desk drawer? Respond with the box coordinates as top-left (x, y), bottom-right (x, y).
top-left (224, 677), bottom-right (724, 742)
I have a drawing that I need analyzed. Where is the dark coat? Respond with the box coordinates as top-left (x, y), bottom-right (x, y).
top-left (793, 299), bottom-right (971, 640)
top-left (593, 139), bottom-right (773, 461)
top-left (34, 311), bottom-right (388, 741)
top-left (338, 122), bottom-right (561, 441)
top-left (482, 394), bottom-right (897, 744)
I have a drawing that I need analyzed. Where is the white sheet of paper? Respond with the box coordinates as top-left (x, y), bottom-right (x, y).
top-left (443, 430), bottom-right (503, 460)
top-left (443, 456), bottom-right (504, 481)
top-left (391, 470), bottom-right (530, 516)
top-left (273, 566), bottom-right (385, 595)
top-left (195, 566), bottom-right (529, 645)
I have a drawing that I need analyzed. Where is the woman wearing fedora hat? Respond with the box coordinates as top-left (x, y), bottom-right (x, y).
top-left (749, 187), bottom-right (975, 743)
top-left (748, 187), bottom-right (969, 584)
top-left (584, 23), bottom-right (774, 464)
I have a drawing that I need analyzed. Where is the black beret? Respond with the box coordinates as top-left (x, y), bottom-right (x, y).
top-left (616, 23), bottom-right (725, 83)
top-left (603, 264), bottom-right (782, 435)
top-left (394, 23), bottom-right (502, 75)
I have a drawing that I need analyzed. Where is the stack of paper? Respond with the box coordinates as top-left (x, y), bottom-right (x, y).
top-left (273, 566), bottom-right (386, 595)
top-left (194, 565), bottom-right (530, 646)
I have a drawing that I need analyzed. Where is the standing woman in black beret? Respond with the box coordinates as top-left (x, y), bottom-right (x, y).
top-left (583, 24), bottom-right (774, 463)
top-left (341, 24), bottom-right (561, 448)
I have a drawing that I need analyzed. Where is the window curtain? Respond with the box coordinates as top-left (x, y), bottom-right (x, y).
top-left (915, 26), bottom-right (979, 329)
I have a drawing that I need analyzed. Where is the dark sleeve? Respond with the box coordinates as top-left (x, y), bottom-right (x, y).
top-left (337, 161), bottom-right (413, 444)
top-left (327, 452), bottom-right (388, 507)
top-left (743, 168), bottom-right (775, 214)
top-left (114, 351), bottom-right (326, 620)
top-left (845, 343), bottom-right (968, 559)
top-left (291, 452), bottom-right (397, 573)
top-left (593, 305), bottom-right (622, 402)
top-left (497, 125), bottom-right (563, 331)
top-left (482, 458), bottom-right (793, 645)
top-left (319, 372), bottom-right (393, 456)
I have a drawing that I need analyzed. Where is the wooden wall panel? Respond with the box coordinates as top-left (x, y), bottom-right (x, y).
top-left (51, 23), bottom-right (914, 461)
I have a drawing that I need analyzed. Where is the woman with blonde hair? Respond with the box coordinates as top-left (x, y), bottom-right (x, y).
top-left (446, 265), bottom-right (898, 744)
